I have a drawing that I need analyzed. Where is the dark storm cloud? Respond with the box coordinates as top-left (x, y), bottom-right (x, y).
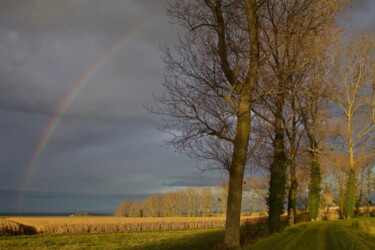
top-left (340, 0), bottom-right (375, 31)
top-left (0, 0), bottom-right (196, 212)
top-left (0, 189), bottom-right (154, 214)
top-left (163, 175), bottom-right (223, 187)
top-left (0, 0), bottom-right (177, 119)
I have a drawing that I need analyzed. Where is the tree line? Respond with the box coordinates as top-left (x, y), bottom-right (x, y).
top-left (114, 187), bottom-right (228, 217)
top-left (149, 0), bottom-right (374, 247)
top-left (114, 177), bottom-right (277, 218)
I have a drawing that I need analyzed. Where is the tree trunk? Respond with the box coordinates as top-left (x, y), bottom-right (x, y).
top-left (224, 1), bottom-right (258, 247)
top-left (345, 168), bottom-right (356, 219)
top-left (345, 110), bottom-right (356, 219)
top-left (288, 113), bottom-right (298, 226)
top-left (268, 97), bottom-right (287, 234)
top-left (355, 189), bottom-right (363, 215)
top-left (268, 137), bottom-right (287, 233)
top-left (307, 150), bottom-right (321, 221)
top-left (224, 101), bottom-right (251, 248)
top-left (288, 159), bottom-right (297, 226)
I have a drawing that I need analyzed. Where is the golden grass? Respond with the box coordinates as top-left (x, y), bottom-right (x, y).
top-left (4, 216), bottom-right (260, 234)
top-left (0, 218), bottom-right (36, 236)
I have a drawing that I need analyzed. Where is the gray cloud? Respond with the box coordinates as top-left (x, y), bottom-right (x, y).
top-left (339, 0), bottom-right (375, 32)
top-left (163, 175), bottom-right (223, 187)
top-left (0, 189), bottom-right (154, 214)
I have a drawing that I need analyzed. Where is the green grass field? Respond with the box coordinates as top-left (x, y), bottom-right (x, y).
top-left (244, 217), bottom-right (375, 250)
top-left (1, 218), bottom-right (374, 249)
top-left (0, 228), bottom-right (225, 250)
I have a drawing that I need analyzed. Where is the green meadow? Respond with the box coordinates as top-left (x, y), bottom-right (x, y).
top-left (1, 218), bottom-right (374, 249)
top-left (0, 228), bottom-right (224, 250)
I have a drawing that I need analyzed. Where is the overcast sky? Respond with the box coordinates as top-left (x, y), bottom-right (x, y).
top-left (0, 0), bottom-right (374, 214)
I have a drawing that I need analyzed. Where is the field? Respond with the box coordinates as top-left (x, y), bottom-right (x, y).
top-left (0, 228), bottom-right (225, 250)
top-left (1, 216), bottom-right (262, 234)
top-left (0, 219), bottom-right (36, 236)
top-left (245, 217), bottom-right (375, 250)
top-left (2, 216), bottom-right (374, 249)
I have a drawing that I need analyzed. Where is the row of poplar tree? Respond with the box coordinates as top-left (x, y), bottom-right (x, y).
top-left (114, 187), bottom-right (228, 217)
top-left (149, 0), bottom-right (374, 247)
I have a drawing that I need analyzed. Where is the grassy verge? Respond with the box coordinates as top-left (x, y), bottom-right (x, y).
top-left (243, 217), bottom-right (375, 250)
top-left (0, 228), bottom-right (225, 250)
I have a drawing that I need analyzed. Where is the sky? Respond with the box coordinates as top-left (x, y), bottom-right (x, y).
top-left (0, 0), bottom-right (374, 215)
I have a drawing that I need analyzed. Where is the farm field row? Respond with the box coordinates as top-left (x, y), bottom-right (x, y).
top-left (2, 216), bottom-right (263, 234)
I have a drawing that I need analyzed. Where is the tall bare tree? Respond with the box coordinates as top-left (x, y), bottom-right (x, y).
top-left (332, 33), bottom-right (374, 218)
top-left (297, 47), bottom-right (333, 221)
top-left (155, 0), bottom-right (348, 245)
top-left (155, 0), bottom-right (260, 247)
top-left (254, 0), bottom-right (343, 231)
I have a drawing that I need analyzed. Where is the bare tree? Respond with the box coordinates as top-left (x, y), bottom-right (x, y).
top-left (332, 33), bottom-right (374, 218)
top-left (114, 200), bottom-right (132, 217)
top-left (254, 0), bottom-right (343, 230)
top-left (155, 0), bottom-right (260, 247)
top-left (201, 187), bottom-right (214, 216)
top-left (154, 0), bottom-right (347, 245)
top-left (298, 34), bottom-right (340, 221)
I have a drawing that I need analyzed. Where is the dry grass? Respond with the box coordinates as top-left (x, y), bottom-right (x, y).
top-left (4, 216), bottom-right (258, 234)
top-left (0, 219), bottom-right (36, 236)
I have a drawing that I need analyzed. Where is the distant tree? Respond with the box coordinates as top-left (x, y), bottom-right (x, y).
top-left (142, 195), bottom-right (162, 217)
top-left (129, 200), bottom-right (143, 217)
top-left (215, 183), bottom-right (228, 216)
top-left (114, 200), bottom-right (132, 217)
top-left (201, 187), bottom-right (214, 217)
top-left (244, 175), bottom-right (269, 213)
top-left (321, 185), bottom-right (335, 213)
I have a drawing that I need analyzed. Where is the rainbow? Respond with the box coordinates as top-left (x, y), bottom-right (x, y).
top-left (17, 17), bottom-right (154, 213)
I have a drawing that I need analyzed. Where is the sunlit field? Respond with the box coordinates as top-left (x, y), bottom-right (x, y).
top-left (245, 217), bottom-right (375, 250)
top-left (0, 228), bottom-right (225, 250)
top-left (1, 216), bottom-right (261, 234)
top-left (1, 217), bottom-right (375, 250)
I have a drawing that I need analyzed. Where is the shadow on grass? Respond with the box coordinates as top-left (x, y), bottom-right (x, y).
top-left (243, 218), bottom-right (375, 250)
top-left (136, 229), bottom-right (225, 250)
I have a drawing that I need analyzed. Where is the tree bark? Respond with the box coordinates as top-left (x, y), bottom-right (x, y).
top-left (288, 111), bottom-right (298, 226)
top-left (345, 168), bottom-right (356, 219)
top-left (225, 101), bottom-right (251, 247)
top-left (288, 159), bottom-right (297, 226)
top-left (307, 147), bottom-right (321, 221)
top-left (224, 0), bottom-right (258, 247)
top-left (344, 111), bottom-right (356, 219)
top-left (268, 95), bottom-right (287, 234)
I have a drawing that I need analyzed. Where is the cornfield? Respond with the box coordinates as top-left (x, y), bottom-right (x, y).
top-left (0, 218), bottom-right (36, 236)
top-left (3, 216), bottom-right (264, 234)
